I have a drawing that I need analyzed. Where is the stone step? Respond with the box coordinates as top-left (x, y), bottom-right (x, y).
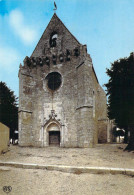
top-left (0, 161), bottom-right (134, 176)
top-left (0, 166), bottom-right (11, 171)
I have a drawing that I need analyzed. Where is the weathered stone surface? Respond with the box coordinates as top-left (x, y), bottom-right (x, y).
top-left (18, 13), bottom-right (108, 147)
top-left (0, 162), bottom-right (134, 176)
top-left (0, 123), bottom-right (9, 154)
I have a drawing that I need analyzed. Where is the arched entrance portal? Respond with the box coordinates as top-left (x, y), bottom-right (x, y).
top-left (47, 123), bottom-right (60, 146)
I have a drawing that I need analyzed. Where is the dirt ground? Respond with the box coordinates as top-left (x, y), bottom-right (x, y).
top-left (0, 144), bottom-right (134, 195)
top-left (0, 167), bottom-right (134, 195)
top-left (0, 143), bottom-right (134, 168)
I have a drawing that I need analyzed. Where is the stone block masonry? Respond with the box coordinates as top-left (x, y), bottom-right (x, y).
top-left (19, 13), bottom-right (107, 147)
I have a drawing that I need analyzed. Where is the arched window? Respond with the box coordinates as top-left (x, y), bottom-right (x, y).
top-left (49, 32), bottom-right (58, 47)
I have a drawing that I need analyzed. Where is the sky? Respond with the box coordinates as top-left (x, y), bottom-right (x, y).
top-left (0, 0), bottom-right (134, 97)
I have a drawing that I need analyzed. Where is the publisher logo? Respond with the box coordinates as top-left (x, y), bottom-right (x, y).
top-left (3, 186), bottom-right (12, 194)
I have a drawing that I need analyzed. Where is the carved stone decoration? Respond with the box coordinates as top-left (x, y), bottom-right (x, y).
top-left (31, 57), bottom-right (36, 66)
top-left (24, 50), bottom-right (80, 68)
top-left (37, 57), bottom-right (43, 66)
top-left (59, 54), bottom-right (64, 62)
top-left (43, 117), bottom-right (48, 124)
top-left (49, 110), bottom-right (57, 119)
top-left (43, 110), bottom-right (61, 127)
top-left (45, 57), bottom-right (50, 66)
top-left (66, 49), bottom-right (71, 61)
top-left (24, 56), bottom-right (31, 67)
top-left (52, 54), bottom-right (57, 64)
top-left (74, 48), bottom-right (80, 57)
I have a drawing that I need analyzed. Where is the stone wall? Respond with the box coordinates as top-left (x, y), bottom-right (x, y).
top-left (97, 86), bottom-right (108, 143)
top-left (0, 122), bottom-right (9, 154)
top-left (90, 61), bottom-right (108, 144)
top-left (19, 13), bottom-right (108, 148)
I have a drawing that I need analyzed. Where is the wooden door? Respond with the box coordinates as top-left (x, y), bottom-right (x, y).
top-left (49, 131), bottom-right (60, 146)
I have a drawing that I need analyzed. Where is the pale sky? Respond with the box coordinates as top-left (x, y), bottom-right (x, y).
top-left (0, 0), bottom-right (134, 97)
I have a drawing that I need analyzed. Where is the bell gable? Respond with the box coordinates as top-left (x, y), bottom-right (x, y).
top-left (31, 13), bottom-right (80, 57)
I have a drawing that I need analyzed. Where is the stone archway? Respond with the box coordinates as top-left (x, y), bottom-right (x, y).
top-left (47, 123), bottom-right (60, 146)
top-left (43, 121), bottom-right (62, 147)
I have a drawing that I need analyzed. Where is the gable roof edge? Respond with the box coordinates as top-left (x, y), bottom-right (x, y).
top-left (54, 13), bottom-right (80, 45)
top-left (31, 13), bottom-right (80, 57)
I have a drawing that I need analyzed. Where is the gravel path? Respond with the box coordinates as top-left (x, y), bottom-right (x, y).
top-left (0, 144), bottom-right (134, 195)
top-left (0, 144), bottom-right (134, 168)
top-left (0, 167), bottom-right (134, 195)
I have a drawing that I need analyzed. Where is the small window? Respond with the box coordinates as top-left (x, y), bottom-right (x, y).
top-left (46, 72), bottom-right (62, 91)
top-left (50, 32), bottom-right (58, 47)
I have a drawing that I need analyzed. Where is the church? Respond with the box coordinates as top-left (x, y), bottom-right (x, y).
top-left (18, 13), bottom-right (108, 147)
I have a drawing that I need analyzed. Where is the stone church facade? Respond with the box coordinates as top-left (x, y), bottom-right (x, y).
top-left (18, 13), bottom-right (107, 147)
